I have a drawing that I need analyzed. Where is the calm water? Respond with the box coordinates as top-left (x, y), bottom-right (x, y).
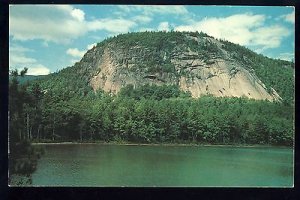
top-left (31, 144), bottom-right (293, 187)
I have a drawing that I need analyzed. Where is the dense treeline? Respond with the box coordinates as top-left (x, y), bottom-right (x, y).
top-left (36, 63), bottom-right (93, 100)
top-left (9, 68), bottom-right (44, 185)
top-left (118, 84), bottom-right (191, 100)
top-left (20, 82), bottom-right (293, 146)
top-left (102, 30), bottom-right (210, 51)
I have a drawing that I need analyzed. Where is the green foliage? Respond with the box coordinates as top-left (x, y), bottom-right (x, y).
top-left (23, 91), bottom-right (294, 146)
top-left (32, 63), bottom-right (95, 101)
top-left (9, 68), bottom-right (45, 185)
top-left (109, 31), bottom-right (188, 50)
top-left (118, 84), bottom-right (191, 100)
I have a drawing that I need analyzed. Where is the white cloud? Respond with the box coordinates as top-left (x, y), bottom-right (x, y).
top-left (87, 18), bottom-right (136, 33)
top-left (87, 43), bottom-right (97, 50)
top-left (13, 65), bottom-right (50, 76)
top-left (9, 5), bottom-right (137, 44)
top-left (26, 65), bottom-right (51, 75)
top-left (9, 44), bottom-right (50, 75)
top-left (277, 52), bottom-right (294, 61)
top-left (66, 48), bottom-right (86, 58)
top-left (9, 5), bottom-right (86, 43)
top-left (158, 22), bottom-right (170, 31)
top-left (67, 43), bottom-right (98, 64)
top-left (71, 8), bottom-right (85, 22)
top-left (117, 5), bottom-right (188, 15)
top-left (9, 45), bottom-right (36, 65)
top-left (251, 25), bottom-right (290, 49)
top-left (69, 59), bottom-right (80, 66)
top-left (175, 13), bottom-right (291, 51)
top-left (143, 5), bottom-right (188, 15)
top-left (9, 44), bottom-right (33, 53)
top-left (132, 15), bottom-right (152, 24)
top-left (280, 10), bottom-right (295, 23)
top-left (10, 54), bottom-right (37, 64)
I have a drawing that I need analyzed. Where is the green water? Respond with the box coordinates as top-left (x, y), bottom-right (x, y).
top-left (31, 144), bottom-right (293, 187)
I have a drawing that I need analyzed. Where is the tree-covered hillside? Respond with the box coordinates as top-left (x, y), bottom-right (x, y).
top-left (9, 31), bottom-right (294, 148)
top-left (33, 31), bottom-right (294, 104)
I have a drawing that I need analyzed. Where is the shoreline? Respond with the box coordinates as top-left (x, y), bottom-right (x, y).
top-left (31, 142), bottom-right (291, 148)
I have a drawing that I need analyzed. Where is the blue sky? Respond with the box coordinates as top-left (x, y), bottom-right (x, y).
top-left (9, 5), bottom-right (295, 75)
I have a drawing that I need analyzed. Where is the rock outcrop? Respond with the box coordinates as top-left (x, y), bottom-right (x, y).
top-left (78, 31), bottom-right (281, 101)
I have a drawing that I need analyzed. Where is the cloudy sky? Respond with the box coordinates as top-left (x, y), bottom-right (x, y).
top-left (9, 5), bottom-right (294, 75)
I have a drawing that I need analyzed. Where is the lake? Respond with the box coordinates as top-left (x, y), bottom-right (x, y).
top-left (31, 144), bottom-right (293, 187)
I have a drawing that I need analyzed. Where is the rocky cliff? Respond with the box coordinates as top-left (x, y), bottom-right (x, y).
top-left (75, 31), bottom-right (283, 101)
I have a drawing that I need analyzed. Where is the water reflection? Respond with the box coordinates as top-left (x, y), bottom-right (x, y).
top-left (31, 144), bottom-right (293, 187)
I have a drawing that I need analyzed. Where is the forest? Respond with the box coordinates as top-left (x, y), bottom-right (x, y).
top-left (9, 68), bottom-right (294, 147)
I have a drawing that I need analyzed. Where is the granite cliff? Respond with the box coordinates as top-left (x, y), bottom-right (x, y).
top-left (75, 31), bottom-right (283, 101)
top-left (38, 31), bottom-right (294, 102)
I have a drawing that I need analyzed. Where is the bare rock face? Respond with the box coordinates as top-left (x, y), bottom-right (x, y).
top-left (79, 32), bottom-right (281, 101)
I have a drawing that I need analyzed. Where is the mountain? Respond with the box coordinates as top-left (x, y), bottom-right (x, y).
top-left (37, 31), bottom-right (294, 103)
top-left (11, 31), bottom-right (294, 146)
